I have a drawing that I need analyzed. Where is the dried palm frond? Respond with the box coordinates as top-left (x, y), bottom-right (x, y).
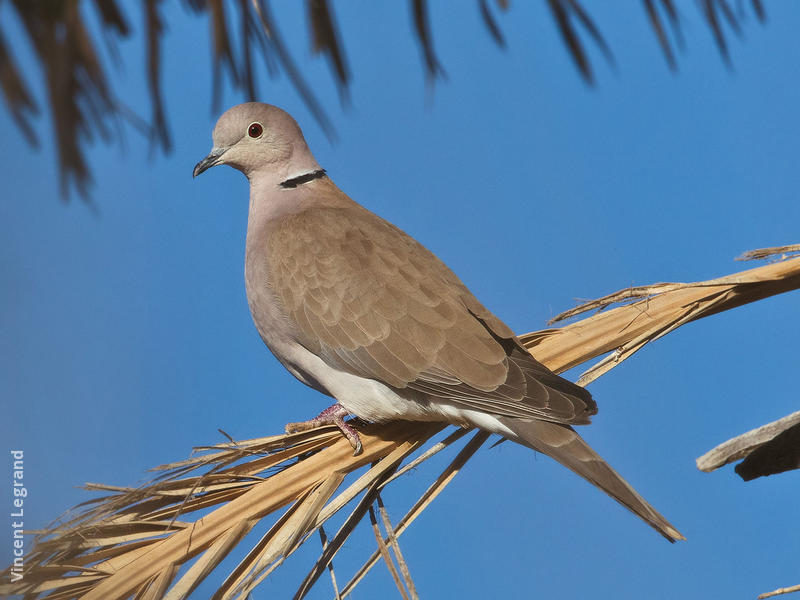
top-left (525, 244), bottom-right (800, 385)
top-left (7, 0), bottom-right (122, 200)
top-left (1, 245), bottom-right (798, 599)
top-left (1, 0), bottom-right (767, 200)
top-left (697, 410), bottom-right (800, 480)
top-left (737, 243), bottom-right (800, 262)
top-left (758, 583), bottom-right (800, 599)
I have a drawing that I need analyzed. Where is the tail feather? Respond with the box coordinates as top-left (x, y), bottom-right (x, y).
top-left (497, 417), bottom-right (684, 542)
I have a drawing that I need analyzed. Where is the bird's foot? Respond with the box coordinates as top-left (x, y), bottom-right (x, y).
top-left (285, 403), bottom-right (363, 455)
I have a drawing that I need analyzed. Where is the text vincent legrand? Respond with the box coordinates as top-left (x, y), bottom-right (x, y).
top-left (10, 450), bottom-right (25, 582)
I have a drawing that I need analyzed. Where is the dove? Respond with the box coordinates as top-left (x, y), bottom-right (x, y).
top-left (194, 102), bottom-right (683, 542)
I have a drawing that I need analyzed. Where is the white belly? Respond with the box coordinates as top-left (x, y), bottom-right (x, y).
top-left (277, 338), bottom-right (515, 441)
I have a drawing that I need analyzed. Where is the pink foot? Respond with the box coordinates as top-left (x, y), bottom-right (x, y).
top-left (285, 403), bottom-right (363, 455)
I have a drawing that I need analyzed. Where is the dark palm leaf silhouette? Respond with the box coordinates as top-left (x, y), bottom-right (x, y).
top-left (0, 0), bottom-right (766, 201)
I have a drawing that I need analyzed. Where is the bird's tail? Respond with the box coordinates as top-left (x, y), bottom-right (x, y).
top-left (497, 416), bottom-right (684, 542)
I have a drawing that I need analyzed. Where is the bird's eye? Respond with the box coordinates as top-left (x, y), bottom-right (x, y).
top-left (248, 122), bottom-right (263, 138)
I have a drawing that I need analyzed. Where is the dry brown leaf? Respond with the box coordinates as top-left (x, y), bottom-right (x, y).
top-left (213, 488), bottom-right (320, 599)
top-left (737, 244), bottom-right (800, 262)
top-left (522, 252), bottom-right (800, 384)
top-left (368, 505), bottom-right (409, 600)
top-left (376, 496), bottom-right (418, 600)
top-left (697, 410), bottom-right (800, 474)
top-left (162, 519), bottom-right (254, 600)
top-left (318, 527), bottom-right (341, 600)
top-left (758, 583), bottom-right (800, 599)
top-left (340, 430), bottom-right (490, 597)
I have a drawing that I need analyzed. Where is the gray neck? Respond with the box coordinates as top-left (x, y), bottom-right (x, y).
top-left (245, 170), bottom-right (313, 250)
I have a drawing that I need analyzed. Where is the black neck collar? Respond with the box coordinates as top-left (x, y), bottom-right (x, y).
top-left (279, 169), bottom-right (327, 189)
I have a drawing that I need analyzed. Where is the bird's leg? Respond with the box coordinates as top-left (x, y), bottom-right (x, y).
top-left (285, 403), bottom-right (363, 455)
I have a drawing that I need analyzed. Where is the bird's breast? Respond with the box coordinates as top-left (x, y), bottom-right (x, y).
top-left (242, 239), bottom-right (310, 374)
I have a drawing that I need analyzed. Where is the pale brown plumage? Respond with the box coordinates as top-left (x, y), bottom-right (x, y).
top-left (264, 178), bottom-right (596, 426)
top-left (194, 102), bottom-right (684, 542)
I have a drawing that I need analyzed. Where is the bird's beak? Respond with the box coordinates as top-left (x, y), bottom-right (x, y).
top-left (193, 147), bottom-right (227, 178)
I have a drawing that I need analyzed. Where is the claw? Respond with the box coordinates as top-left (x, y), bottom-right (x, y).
top-left (285, 403), bottom-right (363, 455)
top-left (344, 429), bottom-right (362, 456)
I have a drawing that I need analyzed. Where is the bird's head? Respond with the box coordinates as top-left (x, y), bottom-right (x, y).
top-left (193, 102), bottom-right (319, 181)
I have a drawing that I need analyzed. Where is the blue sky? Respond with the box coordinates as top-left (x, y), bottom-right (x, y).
top-left (2, 2), bottom-right (799, 598)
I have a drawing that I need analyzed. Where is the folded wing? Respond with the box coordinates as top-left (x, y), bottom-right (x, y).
top-left (266, 204), bottom-right (595, 425)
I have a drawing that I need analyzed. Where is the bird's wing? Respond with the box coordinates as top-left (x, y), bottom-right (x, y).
top-left (266, 204), bottom-right (595, 425)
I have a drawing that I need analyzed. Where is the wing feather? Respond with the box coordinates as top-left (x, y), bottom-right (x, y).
top-left (266, 205), bottom-right (596, 425)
